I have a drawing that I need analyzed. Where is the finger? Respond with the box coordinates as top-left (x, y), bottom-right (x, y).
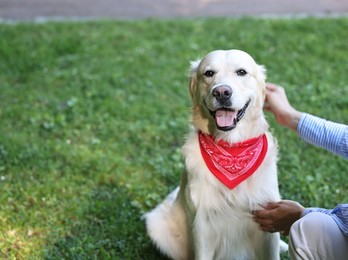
top-left (263, 202), bottom-right (281, 210)
top-left (265, 83), bottom-right (278, 91)
top-left (252, 209), bottom-right (271, 218)
top-left (252, 203), bottom-right (278, 217)
top-left (253, 217), bottom-right (273, 227)
top-left (263, 102), bottom-right (276, 113)
top-left (259, 225), bottom-right (277, 233)
top-left (263, 104), bottom-right (270, 111)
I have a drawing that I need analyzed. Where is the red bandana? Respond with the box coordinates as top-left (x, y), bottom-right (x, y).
top-left (199, 131), bottom-right (268, 189)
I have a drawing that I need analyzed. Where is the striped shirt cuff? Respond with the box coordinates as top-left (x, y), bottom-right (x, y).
top-left (297, 113), bottom-right (348, 159)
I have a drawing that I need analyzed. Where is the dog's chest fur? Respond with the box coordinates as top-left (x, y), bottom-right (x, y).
top-left (180, 131), bottom-right (280, 258)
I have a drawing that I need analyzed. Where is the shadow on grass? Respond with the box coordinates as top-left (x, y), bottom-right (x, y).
top-left (44, 183), bottom-right (169, 259)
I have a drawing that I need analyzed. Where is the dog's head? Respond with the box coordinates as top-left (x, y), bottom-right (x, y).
top-left (189, 49), bottom-right (267, 140)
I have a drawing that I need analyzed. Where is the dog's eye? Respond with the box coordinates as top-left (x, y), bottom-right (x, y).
top-left (236, 69), bottom-right (247, 76)
top-left (204, 70), bottom-right (215, 77)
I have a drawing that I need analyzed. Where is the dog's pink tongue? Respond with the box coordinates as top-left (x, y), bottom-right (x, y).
top-left (215, 110), bottom-right (237, 128)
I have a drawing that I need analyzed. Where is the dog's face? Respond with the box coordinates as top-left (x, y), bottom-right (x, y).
top-left (189, 50), bottom-right (267, 137)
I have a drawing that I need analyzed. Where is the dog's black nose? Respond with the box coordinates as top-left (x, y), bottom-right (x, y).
top-left (212, 86), bottom-right (232, 101)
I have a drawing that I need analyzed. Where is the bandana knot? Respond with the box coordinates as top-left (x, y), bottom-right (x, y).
top-left (198, 131), bottom-right (268, 189)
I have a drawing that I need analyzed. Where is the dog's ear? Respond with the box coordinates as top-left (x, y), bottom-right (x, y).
top-left (188, 59), bottom-right (201, 103)
top-left (256, 64), bottom-right (267, 95)
top-left (256, 64), bottom-right (266, 85)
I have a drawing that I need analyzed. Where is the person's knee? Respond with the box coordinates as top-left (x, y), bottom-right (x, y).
top-left (289, 213), bottom-right (327, 259)
top-left (293, 212), bottom-right (333, 234)
top-left (289, 212), bottom-right (346, 260)
top-left (289, 216), bottom-right (308, 259)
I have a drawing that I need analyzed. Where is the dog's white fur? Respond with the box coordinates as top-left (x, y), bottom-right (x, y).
top-left (145, 50), bottom-right (286, 259)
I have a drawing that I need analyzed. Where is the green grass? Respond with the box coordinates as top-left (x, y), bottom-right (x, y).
top-left (0, 17), bottom-right (347, 258)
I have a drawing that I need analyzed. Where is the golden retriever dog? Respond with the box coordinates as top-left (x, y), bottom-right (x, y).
top-left (145, 50), bottom-right (286, 259)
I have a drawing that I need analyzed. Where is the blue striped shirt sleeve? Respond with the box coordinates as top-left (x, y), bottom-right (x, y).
top-left (302, 205), bottom-right (348, 236)
top-left (297, 113), bottom-right (348, 159)
top-left (298, 113), bottom-right (348, 236)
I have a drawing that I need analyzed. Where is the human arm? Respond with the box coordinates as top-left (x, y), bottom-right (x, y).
top-left (298, 113), bottom-right (348, 159)
top-left (265, 83), bottom-right (348, 159)
top-left (252, 201), bottom-right (348, 237)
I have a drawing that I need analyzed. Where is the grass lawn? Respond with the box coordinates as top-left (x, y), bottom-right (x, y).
top-left (0, 17), bottom-right (347, 258)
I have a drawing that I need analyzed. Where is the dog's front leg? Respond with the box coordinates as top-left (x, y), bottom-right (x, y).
top-left (193, 214), bottom-right (217, 260)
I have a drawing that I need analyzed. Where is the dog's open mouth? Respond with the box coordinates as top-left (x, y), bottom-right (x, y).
top-left (209, 100), bottom-right (251, 131)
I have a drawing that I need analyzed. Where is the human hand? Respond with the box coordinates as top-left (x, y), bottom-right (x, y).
top-left (252, 200), bottom-right (305, 236)
top-left (264, 83), bottom-right (302, 132)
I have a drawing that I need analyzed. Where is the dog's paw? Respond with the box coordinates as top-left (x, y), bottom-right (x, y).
top-left (279, 240), bottom-right (289, 253)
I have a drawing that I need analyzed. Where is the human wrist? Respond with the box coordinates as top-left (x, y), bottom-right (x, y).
top-left (300, 208), bottom-right (307, 218)
top-left (288, 203), bottom-right (305, 226)
top-left (285, 109), bottom-right (302, 132)
top-left (295, 204), bottom-right (305, 220)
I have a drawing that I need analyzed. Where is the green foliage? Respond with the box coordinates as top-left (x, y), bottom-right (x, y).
top-left (0, 17), bottom-right (347, 258)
